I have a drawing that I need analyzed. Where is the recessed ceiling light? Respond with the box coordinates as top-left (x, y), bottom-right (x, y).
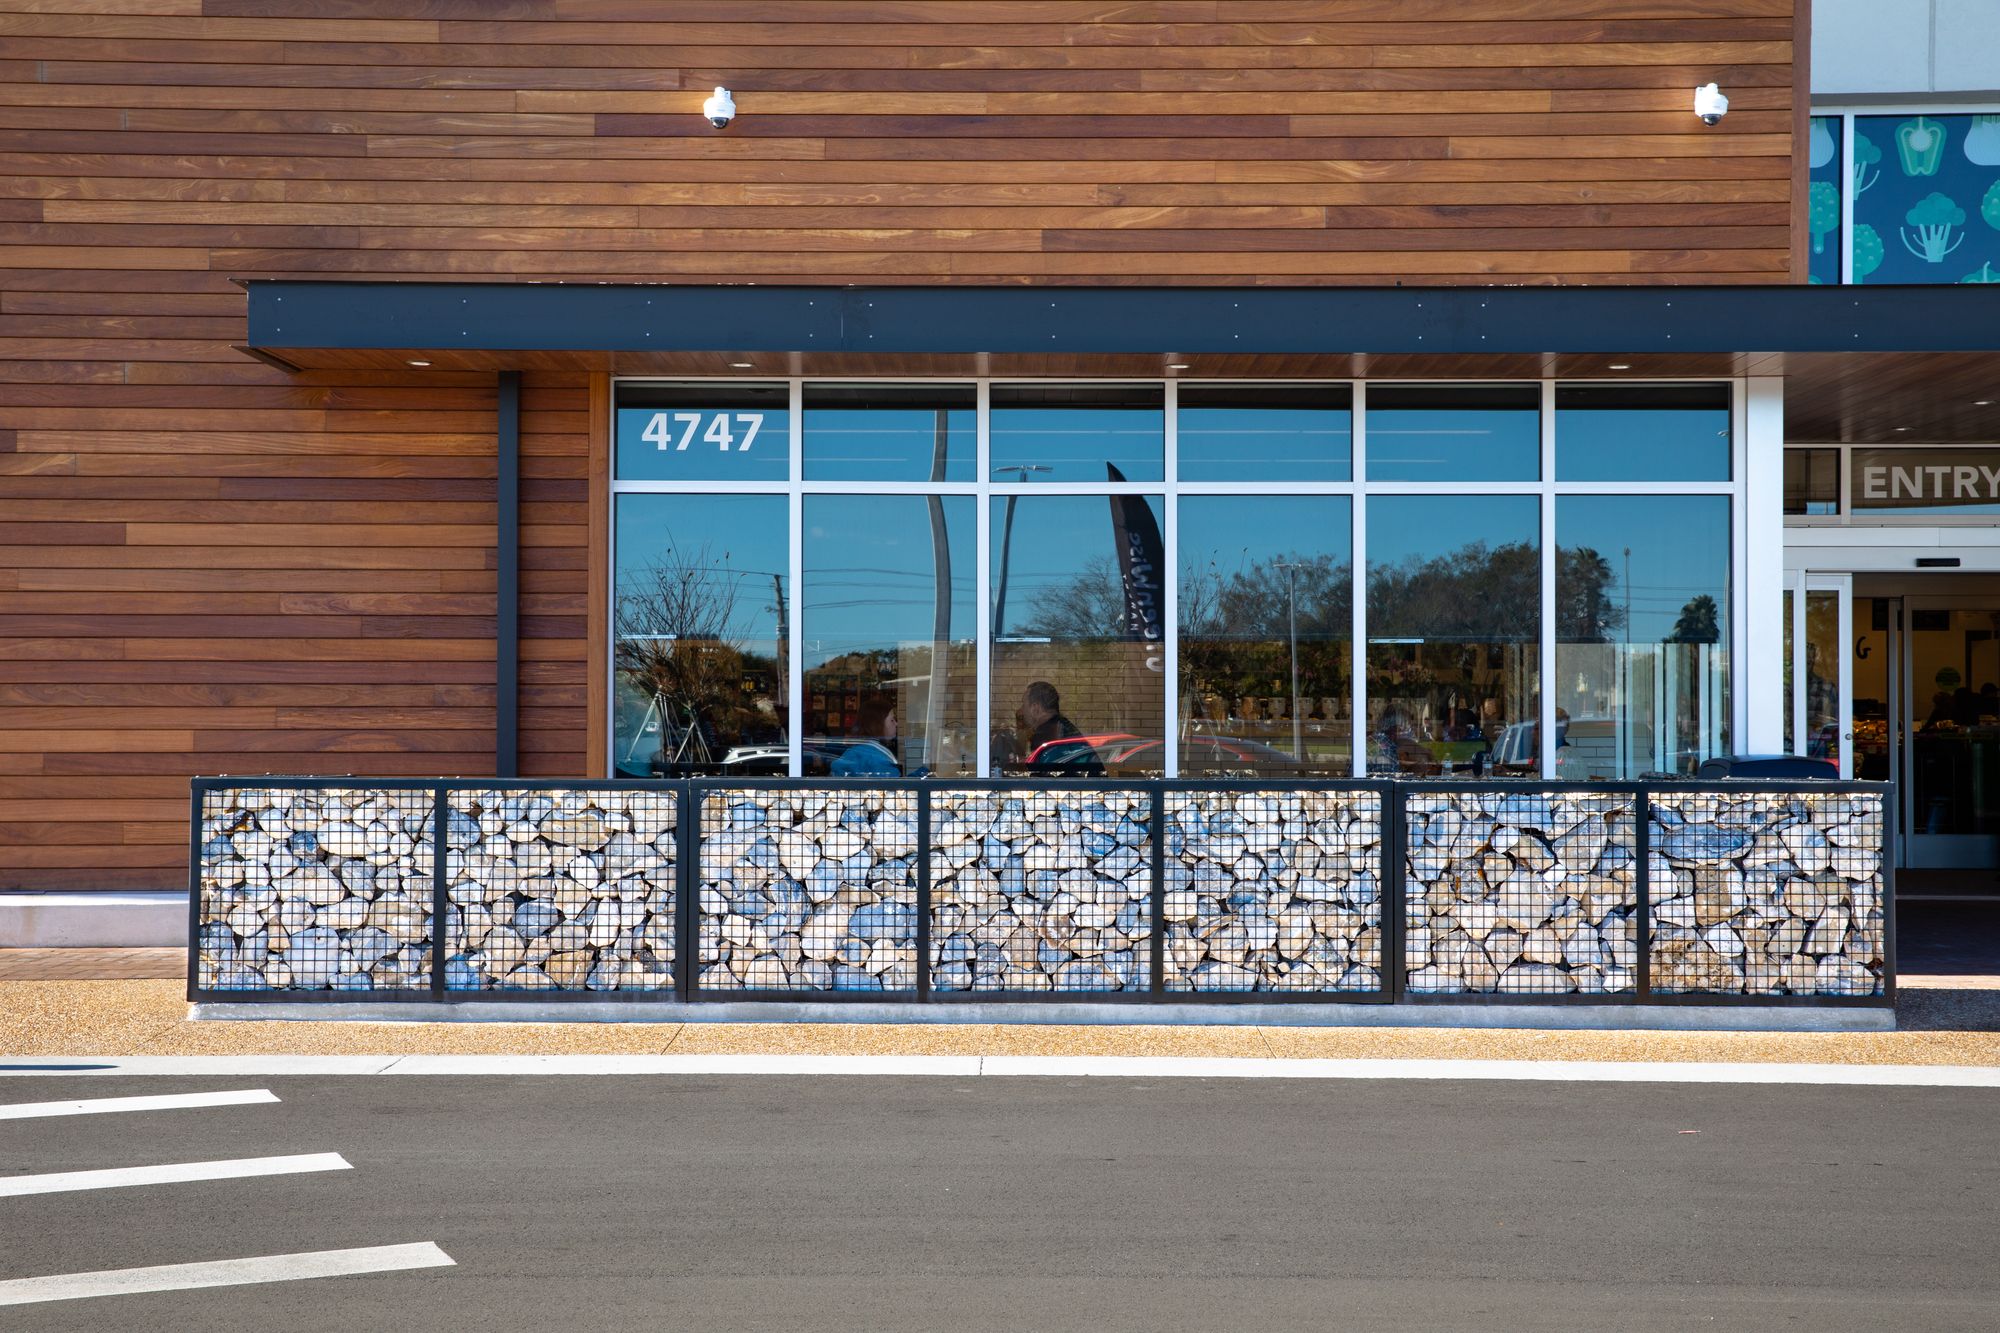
top-left (1894, 426), bottom-right (1910, 432)
top-left (729, 362), bottom-right (754, 369)
top-left (1977, 400), bottom-right (1993, 406)
top-left (407, 359), bottom-right (430, 367)
top-left (1608, 363), bottom-right (1631, 370)
top-left (1167, 363), bottom-right (1190, 370)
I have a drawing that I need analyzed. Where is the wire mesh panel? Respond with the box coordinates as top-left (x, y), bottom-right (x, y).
top-left (1164, 789), bottom-right (1383, 993)
top-left (1404, 789), bottom-right (1639, 996)
top-left (929, 787), bottom-right (1153, 993)
top-left (443, 788), bottom-right (678, 992)
top-left (194, 786), bottom-right (434, 993)
top-left (698, 787), bottom-right (918, 992)
top-left (1649, 789), bottom-right (1886, 997)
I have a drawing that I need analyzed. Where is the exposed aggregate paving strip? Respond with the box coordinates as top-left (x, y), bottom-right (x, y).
top-left (2, 976), bottom-right (1998, 1065)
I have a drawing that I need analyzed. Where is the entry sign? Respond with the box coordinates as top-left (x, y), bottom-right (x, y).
top-left (1852, 447), bottom-right (2000, 511)
top-left (615, 405), bottom-right (790, 481)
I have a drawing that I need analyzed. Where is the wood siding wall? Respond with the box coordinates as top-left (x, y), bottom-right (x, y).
top-left (0, 1), bottom-right (1797, 892)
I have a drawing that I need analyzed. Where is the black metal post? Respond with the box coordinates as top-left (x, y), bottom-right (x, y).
top-left (429, 783), bottom-right (448, 1000)
top-left (1150, 783), bottom-right (1166, 995)
top-left (916, 786), bottom-right (932, 1000)
top-left (495, 371), bottom-right (520, 779)
top-left (184, 781), bottom-right (208, 1002)
top-left (675, 782), bottom-right (698, 1002)
top-left (1634, 790), bottom-right (1652, 1001)
top-left (1383, 785), bottom-right (1404, 1003)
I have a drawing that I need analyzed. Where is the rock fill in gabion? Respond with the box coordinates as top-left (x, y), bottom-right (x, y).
top-left (929, 789), bottom-right (1152, 992)
top-left (444, 789), bottom-right (678, 991)
top-left (195, 787), bottom-right (433, 992)
top-left (698, 788), bottom-right (918, 991)
top-left (1648, 790), bottom-right (1884, 996)
top-left (1405, 791), bottom-right (1639, 995)
top-left (1164, 790), bottom-right (1382, 992)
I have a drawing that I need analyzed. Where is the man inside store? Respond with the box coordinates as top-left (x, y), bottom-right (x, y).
top-left (1017, 680), bottom-right (1103, 774)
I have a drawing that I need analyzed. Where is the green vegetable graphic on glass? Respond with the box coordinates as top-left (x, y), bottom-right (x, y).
top-left (1984, 179), bottom-right (2000, 231)
top-left (1963, 262), bottom-right (2000, 284)
top-left (1853, 132), bottom-right (1882, 195)
top-left (1807, 180), bottom-right (1841, 254)
top-left (1851, 223), bottom-right (1884, 282)
top-left (1966, 115), bottom-right (2000, 167)
top-left (1897, 116), bottom-right (1947, 176)
top-left (1902, 192), bottom-right (1967, 262)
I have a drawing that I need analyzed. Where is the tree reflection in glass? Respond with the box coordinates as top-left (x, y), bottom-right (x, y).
top-left (1365, 496), bottom-right (1539, 776)
top-left (1178, 497), bottom-right (1353, 775)
top-left (613, 495), bottom-right (789, 778)
top-left (1556, 496), bottom-right (1730, 778)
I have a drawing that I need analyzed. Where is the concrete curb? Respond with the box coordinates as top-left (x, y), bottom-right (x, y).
top-left (189, 998), bottom-right (1897, 1032)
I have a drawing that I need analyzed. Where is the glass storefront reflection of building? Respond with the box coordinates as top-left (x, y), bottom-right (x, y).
top-left (803, 495), bottom-right (976, 776)
top-left (1555, 496), bottom-right (1730, 778)
top-left (1178, 496), bottom-right (1353, 776)
top-left (990, 493), bottom-right (1166, 776)
top-left (1364, 496), bottom-right (1539, 776)
top-left (613, 494), bottom-right (789, 778)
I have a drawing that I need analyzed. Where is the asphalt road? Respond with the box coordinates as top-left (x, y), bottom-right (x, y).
top-left (0, 1073), bottom-right (1995, 1330)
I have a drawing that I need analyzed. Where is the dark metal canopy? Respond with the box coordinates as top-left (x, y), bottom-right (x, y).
top-left (245, 281), bottom-right (2000, 360)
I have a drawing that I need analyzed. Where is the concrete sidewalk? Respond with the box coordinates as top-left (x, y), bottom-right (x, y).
top-left (3, 965), bottom-right (1997, 1066)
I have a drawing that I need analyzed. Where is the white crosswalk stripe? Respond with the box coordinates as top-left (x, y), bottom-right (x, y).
top-left (0, 1089), bottom-right (278, 1121)
top-left (0, 1242), bottom-right (455, 1306)
top-left (0, 1152), bottom-right (351, 1198)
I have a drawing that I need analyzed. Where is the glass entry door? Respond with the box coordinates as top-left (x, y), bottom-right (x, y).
top-left (1899, 596), bottom-right (2000, 869)
top-left (1801, 575), bottom-right (1852, 777)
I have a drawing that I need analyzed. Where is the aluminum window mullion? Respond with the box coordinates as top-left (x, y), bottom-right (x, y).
top-left (974, 379), bottom-right (992, 779)
top-left (1840, 111), bottom-right (1856, 285)
top-left (1539, 380), bottom-right (1558, 778)
top-left (787, 379), bottom-right (804, 778)
top-left (1350, 381), bottom-right (1368, 778)
top-left (1162, 379), bottom-right (1179, 779)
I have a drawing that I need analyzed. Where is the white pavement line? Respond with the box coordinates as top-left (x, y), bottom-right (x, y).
top-left (0, 1053), bottom-right (1996, 1085)
top-left (0, 1242), bottom-right (454, 1307)
top-left (0, 1089), bottom-right (278, 1121)
top-left (0, 1152), bottom-right (351, 1199)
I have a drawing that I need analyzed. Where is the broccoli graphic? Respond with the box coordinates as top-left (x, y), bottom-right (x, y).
top-left (1851, 223), bottom-right (1884, 282)
top-left (1963, 261), bottom-right (2000, 284)
top-left (1853, 131), bottom-right (1883, 196)
top-left (1901, 191), bottom-right (1967, 262)
top-left (1807, 180), bottom-right (1840, 254)
top-left (1985, 179), bottom-right (2000, 232)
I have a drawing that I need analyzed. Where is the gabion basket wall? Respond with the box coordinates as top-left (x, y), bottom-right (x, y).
top-left (1404, 789), bottom-right (1640, 997)
top-left (697, 787), bottom-right (919, 992)
top-left (444, 788), bottom-right (678, 992)
top-left (195, 786), bottom-right (434, 993)
top-left (1648, 789), bottom-right (1886, 997)
top-left (189, 778), bottom-right (1894, 1008)
top-left (1164, 788), bottom-right (1384, 993)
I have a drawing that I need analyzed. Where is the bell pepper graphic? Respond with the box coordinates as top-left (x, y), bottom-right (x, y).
top-left (1897, 116), bottom-right (1946, 176)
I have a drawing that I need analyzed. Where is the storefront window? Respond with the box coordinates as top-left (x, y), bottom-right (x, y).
top-left (615, 383), bottom-right (790, 482)
top-left (991, 493), bottom-right (1166, 775)
top-left (1555, 496), bottom-right (1730, 778)
top-left (613, 494), bottom-right (789, 777)
top-left (1556, 384), bottom-right (1730, 482)
top-left (1176, 384), bottom-right (1352, 482)
top-left (1364, 496), bottom-right (1538, 775)
top-left (802, 495), bottom-right (975, 776)
top-left (1807, 115), bottom-right (1843, 286)
top-left (1805, 589), bottom-right (1840, 766)
top-left (1365, 384), bottom-right (1540, 482)
top-left (1785, 448), bottom-right (1839, 514)
top-left (990, 383), bottom-right (1163, 483)
top-left (1178, 496), bottom-right (1353, 775)
top-left (802, 383), bottom-right (975, 482)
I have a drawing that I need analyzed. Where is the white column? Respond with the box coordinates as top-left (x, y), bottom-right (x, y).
top-left (1742, 376), bottom-right (1786, 753)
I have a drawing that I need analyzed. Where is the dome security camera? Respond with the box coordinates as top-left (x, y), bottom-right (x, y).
top-left (702, 87), bottom-right (736, 129)
top-left (1693, 83), bottom-right (1729, 126)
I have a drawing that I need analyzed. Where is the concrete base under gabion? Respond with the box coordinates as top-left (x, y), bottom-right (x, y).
top-left (189, 998), bottom-right (1895, 1032)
